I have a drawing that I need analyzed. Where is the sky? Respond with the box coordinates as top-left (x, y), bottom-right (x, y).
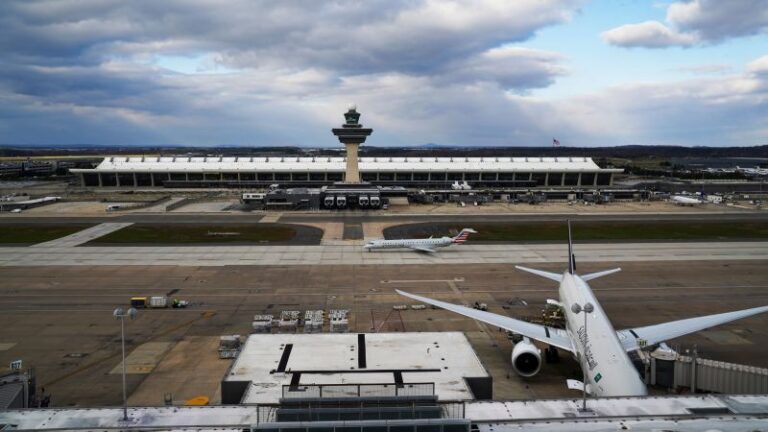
top-left (0, 0), bottom-right (766, 148)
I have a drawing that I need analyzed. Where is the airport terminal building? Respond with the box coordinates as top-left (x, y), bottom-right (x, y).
top-left (71, 156), bottom-right (622, 189)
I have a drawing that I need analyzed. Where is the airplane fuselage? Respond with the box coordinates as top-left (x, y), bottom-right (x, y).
top-left (364, 237), bottom-right (453, 251)
top-left (559, 273), bottom-right (647, 396)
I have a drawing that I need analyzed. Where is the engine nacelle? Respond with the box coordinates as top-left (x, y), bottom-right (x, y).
top-left (511, 338), bottom-right (542, 377)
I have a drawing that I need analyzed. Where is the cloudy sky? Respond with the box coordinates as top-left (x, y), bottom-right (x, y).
top-left (0, 0), bottom-right (766, 147)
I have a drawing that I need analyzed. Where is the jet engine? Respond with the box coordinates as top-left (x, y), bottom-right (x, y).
top-left (511, 338), bottom-right (541, 377)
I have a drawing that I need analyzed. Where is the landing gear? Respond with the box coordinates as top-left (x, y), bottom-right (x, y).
top-left (545, 346), bottom-right (560, 363)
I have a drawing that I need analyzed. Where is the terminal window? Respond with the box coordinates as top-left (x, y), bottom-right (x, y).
top-left (547, 173), bottom-right (562, 186)
top-left (564, 173), bottom-right (579, 186)
top-left (580, 172), bottom-right (595, 186)
top-left (531, 173), bottom-right (547, 186)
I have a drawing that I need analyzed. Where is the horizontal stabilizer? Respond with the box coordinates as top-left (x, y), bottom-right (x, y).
top-left (581, 268), bottom-right (622, 282)
top-left (515, 266), bottom-right (562, 282)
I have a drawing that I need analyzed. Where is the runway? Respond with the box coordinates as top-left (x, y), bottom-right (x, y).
top-left (2, 211), bottom-right (768, 226)
top-left (1, 241), bottom-right (767, 266)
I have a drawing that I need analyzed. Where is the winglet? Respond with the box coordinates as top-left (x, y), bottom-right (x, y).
top-left (567, 219), bottom-right (575, 274)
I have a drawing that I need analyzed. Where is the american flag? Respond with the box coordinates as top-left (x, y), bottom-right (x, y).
top-left (452, 230), bottom-right (472, 244)
top-left (553, 138), bottom-right (560, 147)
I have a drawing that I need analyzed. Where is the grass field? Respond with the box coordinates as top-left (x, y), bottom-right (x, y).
top-left (88, 223), bottom-right (299, 244)
top-left (0, 224), bottom-right (93, 244)
top-left (385, 222), bottom-right (768, 242)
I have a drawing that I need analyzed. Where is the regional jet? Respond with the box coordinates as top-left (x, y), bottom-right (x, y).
top-left (364, 228), bottom-right (476, 253)
top-left (397, 221), bottom-right (768, 397)
top-left (670, 194), bottom-right (705, 206)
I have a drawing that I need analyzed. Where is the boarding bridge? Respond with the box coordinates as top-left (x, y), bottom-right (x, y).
top-left (642, 348), bottom-right (768, 394)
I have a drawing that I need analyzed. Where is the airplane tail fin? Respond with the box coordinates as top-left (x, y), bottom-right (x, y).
top-left (452, 228), bottom-right (477, 244)
top-left (567, 220), bottom-right (576, 274)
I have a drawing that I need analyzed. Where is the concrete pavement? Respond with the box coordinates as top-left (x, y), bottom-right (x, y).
top-left (30, 222), bottom-right (134, 248)
top-left (4, 241), bottom-right (768, 266)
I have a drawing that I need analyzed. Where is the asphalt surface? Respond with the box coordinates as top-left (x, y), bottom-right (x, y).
top-left (1, 260), bottom-right (766, 406)
top-left (3, 211), bottom-right (768, 226)
top-left (1, 241), bottom-right (767, 266)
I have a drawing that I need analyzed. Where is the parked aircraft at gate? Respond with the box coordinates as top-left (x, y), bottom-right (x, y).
top-left (397, 221), bottom-right (768, 397)
top-left (364, 228), bottom-right (476, 253)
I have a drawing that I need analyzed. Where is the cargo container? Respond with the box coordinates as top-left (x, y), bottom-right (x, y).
top-left (149, 296), bottom-right (168, 308)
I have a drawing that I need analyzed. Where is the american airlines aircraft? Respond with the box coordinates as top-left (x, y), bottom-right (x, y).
top-left (364, 228), bottom-right (477, 253)
top-left (397, 222), bottom-right (768, 396)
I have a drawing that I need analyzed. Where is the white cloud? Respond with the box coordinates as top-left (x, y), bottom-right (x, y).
top-left (668, 0), bottom-right (768, 42)
top-left (603, 0), bottom-right (768, 48)
top-left (601, 21), bottom-right (697, 48)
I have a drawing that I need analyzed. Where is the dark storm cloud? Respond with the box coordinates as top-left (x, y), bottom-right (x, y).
top-left (0, 0), bottom-right (580, 75)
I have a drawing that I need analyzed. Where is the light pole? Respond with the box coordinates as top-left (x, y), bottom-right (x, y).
top-left (571, 302), bottom-right (594, 413)
top-left (114, 307), bottom-right (137, 421)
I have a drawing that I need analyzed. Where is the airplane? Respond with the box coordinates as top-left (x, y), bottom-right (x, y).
top-left (396, 221), bottom-right (768, 397)
top-left (670, 194), bottom-right (704, 206)
top-left (451, 181), bottom-right (472, 190)
top-left (736, 166), bottom-right (768, 176)
top-left (364, 228), bottom-right (477, 253)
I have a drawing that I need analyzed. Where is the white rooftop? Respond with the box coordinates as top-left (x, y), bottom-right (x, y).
top-left (226, 332), bottom-right (490, 403)
top-left (2, 395), bottom-right (767, 430)
top-left (73, 156), bottom-right (618, 173)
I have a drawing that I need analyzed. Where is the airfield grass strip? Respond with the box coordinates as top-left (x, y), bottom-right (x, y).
top-left (390, 222), bottom-right (768, 242)
top-left (88, 223), bottom-right (296, 244)
top-left (0, 224), bottom-right (93, 243)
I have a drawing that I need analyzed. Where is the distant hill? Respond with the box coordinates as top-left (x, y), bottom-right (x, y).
top-left (1, 144), bottom-right (767, 159)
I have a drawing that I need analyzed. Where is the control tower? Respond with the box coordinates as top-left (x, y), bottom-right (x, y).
top-left (331, 105), bottom-right (373, 184)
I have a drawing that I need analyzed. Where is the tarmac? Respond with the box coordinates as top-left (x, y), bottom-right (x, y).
top-left (0, 260), bottom-right (767, 406)
top-left (1, 241), bottom-right (767, 266)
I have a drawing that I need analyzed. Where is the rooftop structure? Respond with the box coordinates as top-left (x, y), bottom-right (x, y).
top-left (3, 394), bottom-right (768, 430)
top-left (222, 332), bottom-right (491, 405)
top-left (71, 156), bottom-right (621, 188)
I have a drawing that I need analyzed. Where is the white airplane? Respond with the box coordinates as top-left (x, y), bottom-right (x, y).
top-left (737, 166), bottom-right (768, 176)
top-left (670, 194), bottom-right (704, 206)
top-left (364, 228), bottom-right (477, 253)
top-left (397, 221), bottom-right (768, 397)
top-left (451, 181), bottom-right (472, 190)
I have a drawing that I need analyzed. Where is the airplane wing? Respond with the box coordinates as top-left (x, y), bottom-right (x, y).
top-left (617, 305), bottom-right (768, 351)
top-left (396, 289), bottom-right (574, 352)
top-left (406, 244), bottom-right (437, 253)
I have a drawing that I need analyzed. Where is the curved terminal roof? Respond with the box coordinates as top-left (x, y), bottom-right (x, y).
top-left (73, 156), bottom-right (620, 173)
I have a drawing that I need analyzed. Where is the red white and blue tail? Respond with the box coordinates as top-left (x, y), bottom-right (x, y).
top-left (452, 228), bottom-right (477, 244)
